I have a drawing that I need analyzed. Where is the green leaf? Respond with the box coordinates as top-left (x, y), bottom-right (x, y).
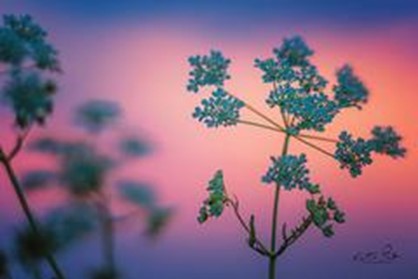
top-left (74, 99), bottom-right (121, 134)
top-left (44, 203), bottom-right (97, 251)
top-left (334, 210), bottom-right (346, 224)
top-left (145, 207), bottom-right (173, 237)
top-left (118, 181), bottom-right (155, 209)
top-left (306, 183), bottom-right (321, 194)
top-left (21, 170), bottom-right (56, 191)
top-left (118, 136), bottom-right (151, 158)
top-left (312, 207), bottom-right (329, 227)
top-left (322, 224), bottom-right (334, 238)
top-left (327, 197), bottom-right (337, 210)
top-left (306, 199), bottom-right (316, 213)
top-left (197, 170), bottom-right (228, 223)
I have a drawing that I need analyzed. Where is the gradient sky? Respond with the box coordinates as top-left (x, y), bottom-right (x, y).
top-left (1, 1), bottom-right (418, 279)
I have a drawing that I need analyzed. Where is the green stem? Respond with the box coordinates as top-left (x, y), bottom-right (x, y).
top-left (0, 150), bottom-right (66, 279)
top-left (97, 194), bottom-right (117, 276)
top-left (269, 133), bottom-right (291, 279)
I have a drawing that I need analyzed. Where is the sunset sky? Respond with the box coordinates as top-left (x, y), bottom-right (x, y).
top-left (1, 1), bottom-right (417, 278)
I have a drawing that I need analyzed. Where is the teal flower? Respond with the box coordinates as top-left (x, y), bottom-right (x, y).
top-left (193, 88), bottom-right (244, 128)
top-left (2, 72), bottom-right (56, 128)
top-left (335, 131), bottom-right (373, 177)
top-left (187, 50), bottom-right (231, 93)
top-left (273, 36), bottom-right (313, 67)
top-left (262, 154), bottom-right (312, 191)
top-left (368, 126), bottom-right (406, 158)
top-left (333, 65), bottom-right (368, 109)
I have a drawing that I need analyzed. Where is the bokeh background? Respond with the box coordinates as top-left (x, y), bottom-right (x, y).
top-left (1, 1), bottom-right (417, 278)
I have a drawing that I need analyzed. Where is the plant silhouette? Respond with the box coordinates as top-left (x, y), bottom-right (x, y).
top-left (20, 99), bottom-right (173, 279)
top-left (0, 14), bottom-right (65, 279)
top-left (186, 36), bottom-right (406, 279)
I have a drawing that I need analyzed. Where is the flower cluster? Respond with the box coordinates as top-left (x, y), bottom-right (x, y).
top-left (192, 88), bottom-right (244, 128)
top-left (335, 127), bottom-right (406, 177)
top-left (306, 196), bottom-right (345, 238)
top-left (74, 99), bottom-right (121, 134)
top-left (58, 143), bottom-right (113, 197)
top-left (333, 65), bottom-right (368, 109)
top-left (334, 131), bottom-right (373, 177)
top-left (254, 58), bottom-right (294, 84)
top-left (0, 15), bottom-right (60, 129)
top-left (273, 35), bottom-right (313, 67)
top-left (2, 72), bottom-right (57, 128)
top-left (187, 50), bottom-right (231, 93)
top-left (369, 126), bottom-right (406, 158)
top-left (197, 170), bottom-right (228, 224)
top-left (262, 154), bottom-right (313, 191)
top-left (268, 88), bottom-right (338, 132)
top-left (256, 37), bottom-right (338, 133)
top-left (0, 14), bottom-right (60, 71)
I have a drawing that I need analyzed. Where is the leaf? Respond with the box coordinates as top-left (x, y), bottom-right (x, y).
top-left (118, 181), bottom-right (155, 209)
top-left (326, 197), bottom-right (337, 210)
top-left (322, 224), bottom-right (334, 238)
top-left (21, 170), bottom-right (56, 191)
top-left (333, 210), bottom-right (346, 224)
top-left (118, 136), bottom-right (151, 158)
top-left (306, 199), bottom-right (316, 213)
top-left (44, 203), bottom-right (97, 251)
top-left (312, 207), bottom-right (329, 227)
top-left (145, 207), bottom-right (173, 237)
top-left (74, 99), bottom-right (121, 134)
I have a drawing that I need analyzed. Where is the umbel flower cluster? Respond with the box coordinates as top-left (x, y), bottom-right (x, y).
top-left (186, 35), bottom-right (405, 278)
top-left (0, 15), bottom-right (60, 129)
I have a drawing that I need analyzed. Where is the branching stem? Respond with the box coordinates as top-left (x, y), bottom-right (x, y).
top-left (226, 197), bottom-right (270, 256)
top-left (0, 148), bottom-right (66, 279)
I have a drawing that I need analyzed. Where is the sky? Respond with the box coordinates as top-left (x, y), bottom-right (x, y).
top-left (1, 1), bottom-right (418, 279)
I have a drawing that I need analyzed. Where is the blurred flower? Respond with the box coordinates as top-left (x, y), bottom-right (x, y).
top-left (368, 126), bottom-right (406, 158)
top-left (74, 100), bottom-right (121, 134)
top-left (333, 65), bottom-right (368, 109)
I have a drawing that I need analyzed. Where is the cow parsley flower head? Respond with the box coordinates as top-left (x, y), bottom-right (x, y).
top-left (335, 131), bottom-right (373, 177)
top-left (267, 84), bottom-right (338, 132)
top-left (262, 154), bottom-right (312, 191)
top-left (187, 50), bottom-right (231, 93)
top-left (0, 14), bottom-right (60, 71)
top-left (254, 58), bottom-right (296, 84)
top-left (333, 65), bottom-right (368, 109)
top-left (273, 36), bottom-right (314, 67)
top-left (193, 88), bottom-right (244, 128)
top-left (368, 126), bottom-right (406, 158)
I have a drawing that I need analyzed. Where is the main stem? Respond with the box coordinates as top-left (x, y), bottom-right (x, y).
top-left (0, 152), bottom-right (66, 279)
top-left (97, 194), bottom-right (116, 276)
top-left (269, 133), bottom-right (291, 279)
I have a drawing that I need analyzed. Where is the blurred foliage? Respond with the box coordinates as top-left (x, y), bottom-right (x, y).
top-left (20, 99), bottom-right (172, 277)
top-left (74, 100), bottom-right (121, 134)
top-left (0, 14), bottom-right (60, 129)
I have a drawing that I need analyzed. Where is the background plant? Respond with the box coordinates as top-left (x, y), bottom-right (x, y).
top-left (187, 36), bottom-right (406, 279)
top-left (0, 14), bottom-right (65, 279)
top-left (18, 99), bottom-right (173, 279)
